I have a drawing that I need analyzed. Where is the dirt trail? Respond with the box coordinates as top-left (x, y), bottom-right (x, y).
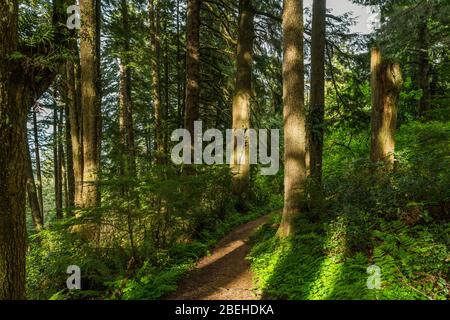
top-left (167, 215), bottom-right (269, 300)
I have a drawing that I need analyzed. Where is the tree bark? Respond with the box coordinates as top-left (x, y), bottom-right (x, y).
top-left (26, 141), bottom-right (44, 231)
top-left (61, 56), bottom-right (75, 212)
top-left (370, 47), bottom-right (403, 170)
top-left (59, 107), bottom-right (68, 212)
top-left (417, 17), bottom-right (431, 117)
top-left (176, 0), bottom-right (183, 128)
top-left (119, 0), bottom-right (137, 177)
top-left (64, 95), bottom-right (75, 212)
top-left (54, 104), bottom-right (63, 219)
top-left (308, 0), bottom-right (326, 187)
top-left (33, 110), bottom-right (44, 217)
top-left (231, 0), bottom-right (254, 199)
top-left (184, 0), bottom-right (201, 146)
top-left (80, 0), bottom-right (102, 208)
top-left (119, 62), bottom-right (129, 174)
top-left (66, 57), bottom-right (84, 208)
top-left (278, 0), bottom-right (307, 238)
top-left (0, 0), bottom-right (71, 299)
top-left (149, 0), bottom-right (164, 164)
top-left (0, 0), bottom-right (27, 300)
top-left (164, 38), bottom-right (170, 158)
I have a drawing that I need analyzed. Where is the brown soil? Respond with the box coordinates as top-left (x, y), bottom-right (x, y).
top-left (167, 215), bottom-right (269, 300)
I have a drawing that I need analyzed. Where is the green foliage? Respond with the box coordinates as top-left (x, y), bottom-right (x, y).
top-left (113, 260), bottom-right (194, 300)
top-left (108, 208), bottom-right (269, 300)
top-left (26, 163), bottom-right (276, 300)
top-left (26, 227), bottom-right (110, 300)
top-left (22, 0), bottom-right (449, 302)
top-left (249, 121), bottom-right (450, 300)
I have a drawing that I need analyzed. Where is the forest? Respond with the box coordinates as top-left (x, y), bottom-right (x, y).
top-left (0, 0), bottom-right (448, 301)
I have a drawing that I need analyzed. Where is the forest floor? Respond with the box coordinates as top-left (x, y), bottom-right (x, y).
top-left (167, 215), bottom-right (269, 300)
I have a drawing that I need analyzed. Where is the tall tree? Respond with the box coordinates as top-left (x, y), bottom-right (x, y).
top-left (417, 10), bottom-right (431, 117)
top-left (230, 0), bottom-right (254, 200)
top-left (163, 29), bottom-right (170, 158)
top-left (33, 109), bottom-right (44, 217)
top-left (26, 142), bottom-right (44, 232)
top-left (54, 104), bottom-right (63, 219)
top-left (66, 51), bottom-right (83, 208)
top-left (59, 106), bottom-right (68, 212)
top-left (80, 0), bottom-right (102, 207)
top-left (370, 47), bottom-right (403, 169)
top-left (176, 0), bottom-right (183, 128)
top-left (277, 0), bottom-right (307, 238)
top-left (0, 0), bottom-right (69, 300)
top-left (64, 88), bottom-right (76, 212)
top-left (119, 0), bottom-right (137, 176)
top-left (308, 0), bottom-right (326, 188)
top-left (0, 0), bottom-right (27, 300)
top-left (149, 0), bottom-right (164, 164)
top-left (184, 0), bottom-right (201, 145)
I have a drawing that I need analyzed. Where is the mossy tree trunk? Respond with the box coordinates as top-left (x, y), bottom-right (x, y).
top-left (149, 0), bottom-right (164, 164)
top-left (119, 0), bottom-right (137, 177)
top-left (0, 0), bottom-right (70, 298)
top-left (417, 16), bottom-right (431, 117)
top-left (278, 0), bottom-right (307, 238)
top-left (308, 0), bottom-right (326, 189)
top-left (0, 0), bottom-right (27, 300)
top-left (32, 110), bottom-right (44, 217)
top-left (53, 104), bottom-right (63, 219)
top-left (184, 0), bottom-right (201, 151)
top-left (80, 0), bottom-right (102, 208)
top-left (66, 55), bottom-right (84, 209)
top-left (26, 141), bottom-right (44, 231)
top-left (231, 0), bottom-right (254, 200)
top-left (370, 47), bottom-right (403, 170)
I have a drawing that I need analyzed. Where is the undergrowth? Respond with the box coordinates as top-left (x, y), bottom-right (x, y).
top-left (114, 206), bottom-right (277, 300)
top-left (248, 121), bottom-right (450, 300)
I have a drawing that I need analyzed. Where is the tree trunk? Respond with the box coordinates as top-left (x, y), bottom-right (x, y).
top-left (119, 0), bottom-right (137, 178)
top-left (370, 47), bottom-right (403, 170)
top-left (0, 0), bottom-right (27, 300)
top-left (80, 0), bottom-right (102, 208)
top-left (66, 57), bottom-right (84, 208)
top-left (278, 0), bottom-right (307, 238)
top-left (417, 18), bottom-right (431, 117)
top-left (149, 0), bottom-right (164, 164)
top-left (65, 98), bottom-right (75, 212)
top-left (308, 0), bottom-right (326, 187)
top-left (59, 107), bottom-right (68, 212)
top-left (26, 142), bottom-right (44, 231)
top-left (176, 0), bottom-right (183, 128)
top-left (33, 110), bottom-right (44, 217)
top-left (119, 62), bottom-right (129, 176)
top-left (0, 0), bottom-right (71, 299)
top-left (61, 58), bottom-right (75, 212)
top-left (164, 40), bottom-right (170, 157)
top-left (54, 105), bottom-right (63, 219)
top-left (0, 86), bottom-right (27, 300)
top-left (231, 0), bottom-right (254, 199)
top-left (184, 0), bottom-right (201, 145)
